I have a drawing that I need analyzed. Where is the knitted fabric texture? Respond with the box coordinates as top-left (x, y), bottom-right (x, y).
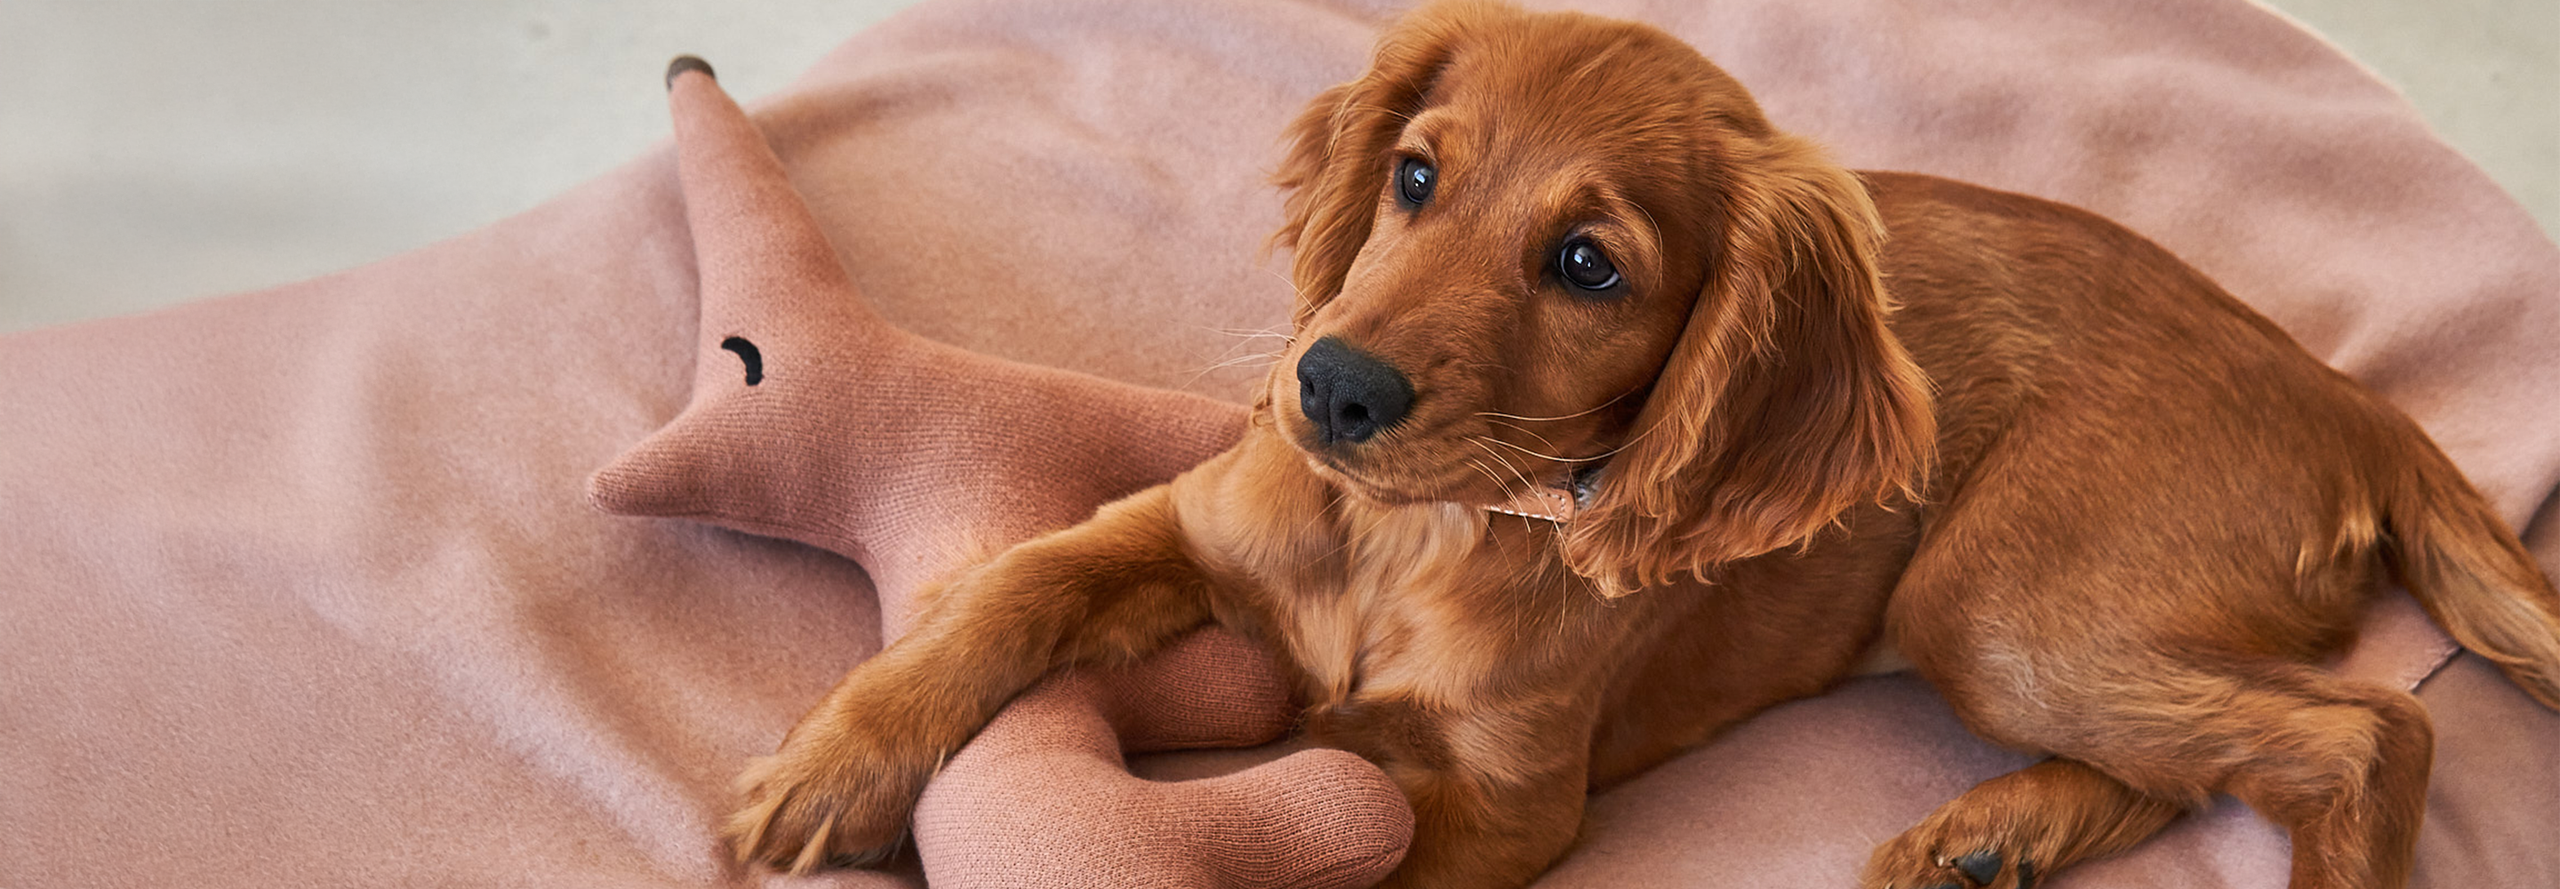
top-left (914, 628), bottom-right (1411, 888)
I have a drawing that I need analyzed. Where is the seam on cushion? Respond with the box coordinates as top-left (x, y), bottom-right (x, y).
top-left (2406, 637), bottom-right (2465, 693)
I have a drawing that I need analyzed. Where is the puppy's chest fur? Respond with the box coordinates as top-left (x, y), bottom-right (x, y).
top-left (1262, 499), bottom-right (1615, 715)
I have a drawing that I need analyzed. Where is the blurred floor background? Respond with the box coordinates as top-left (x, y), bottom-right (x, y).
top-left (1, 0), bottom-right (2552, 334)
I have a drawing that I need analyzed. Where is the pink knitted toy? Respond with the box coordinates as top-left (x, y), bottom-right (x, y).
top-left (592, 58), bottom-right (1412, 886)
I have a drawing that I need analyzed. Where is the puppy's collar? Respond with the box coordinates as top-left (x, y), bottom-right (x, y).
top-left (1484, 464), bottom-right (1604, 524)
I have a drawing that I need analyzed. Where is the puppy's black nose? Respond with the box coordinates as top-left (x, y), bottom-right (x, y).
top-left (1296, 335), bottom-right (1413, 445)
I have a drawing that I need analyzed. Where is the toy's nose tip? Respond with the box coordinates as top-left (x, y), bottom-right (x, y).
top-left (666, 55), bottom-right (715, 91)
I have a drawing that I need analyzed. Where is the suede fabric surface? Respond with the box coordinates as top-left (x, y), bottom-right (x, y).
top-left (4, 1), bottom-right (2557, 888)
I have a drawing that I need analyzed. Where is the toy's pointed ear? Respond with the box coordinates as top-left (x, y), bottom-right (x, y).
top-left (1563, 134), bottom-right (1935, 594)
top-left (1269, 3), bottom-right (1476, 328)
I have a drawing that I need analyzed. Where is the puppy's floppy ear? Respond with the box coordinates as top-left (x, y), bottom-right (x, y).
top-left (1270, 4), bottom-right (1473, 327)
top-left (1564, 133), bottom-right (1935, 594)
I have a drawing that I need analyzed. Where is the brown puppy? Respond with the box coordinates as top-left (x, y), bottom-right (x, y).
top-left (725, 3), bottom-right (2560, 886)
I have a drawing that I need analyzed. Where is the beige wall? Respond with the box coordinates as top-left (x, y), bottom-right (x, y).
top-left (2, 0), bottom-right (2550, 334)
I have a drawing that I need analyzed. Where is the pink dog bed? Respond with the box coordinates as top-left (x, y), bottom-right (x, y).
top-left (6, 0), bottom-right (2556, 886)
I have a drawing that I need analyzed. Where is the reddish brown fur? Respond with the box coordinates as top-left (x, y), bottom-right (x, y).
top-left (726, 3), bottom-right (2560, 887)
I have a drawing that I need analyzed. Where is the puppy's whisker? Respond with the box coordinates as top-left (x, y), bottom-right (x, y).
top-left (1201, 351), bottom-right (1284, 371)
top-left (1197, 323), bottom-right (1290, 359)
top-left (1463, 458), bottom-right (1516, 499)
top-left (1481, 435), bottom-right (1602, 464)
top-left (1179, 323), bottom-right (1294, 392)
top-left (1478, 415), bottom-right (1668, 472)
top-left (1178, 355), bottom-right (1281, 393)
top-left (1474, 386), bottom-right (1641, 424)
top-left (1259, 265), bottom-right (1319, 309)
top-left (1592, 416), bottom-right (1671, 458)
top-left (1630, 199), bottom-right (1663, 246)
top-left (1469, 437), bottom-right (1542, 494)
top-left (1174, 271), bottom-right (1305, 395)
top-left (1483, 418), bottom-right (1564, 452)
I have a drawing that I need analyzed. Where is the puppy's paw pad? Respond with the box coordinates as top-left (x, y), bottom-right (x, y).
top-left (1952, 850), bottom-right (2006, 885)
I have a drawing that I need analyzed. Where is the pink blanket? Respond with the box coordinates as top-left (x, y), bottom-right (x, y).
top-left (5, 0), bottom-right (2556, 886)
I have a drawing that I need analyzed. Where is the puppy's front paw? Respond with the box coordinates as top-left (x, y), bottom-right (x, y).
top-left (724, 718), bottom-right (941, 874)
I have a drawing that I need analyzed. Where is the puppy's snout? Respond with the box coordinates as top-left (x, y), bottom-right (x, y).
top-left (1296, 336), bottom-right (1413, 445)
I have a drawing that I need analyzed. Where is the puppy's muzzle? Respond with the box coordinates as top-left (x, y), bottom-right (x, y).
top-left (1296, 336), bottom-right (1413, 445)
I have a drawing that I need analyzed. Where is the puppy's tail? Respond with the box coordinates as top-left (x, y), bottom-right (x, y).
top-left (2383, 422), bottom-right (2560, 710)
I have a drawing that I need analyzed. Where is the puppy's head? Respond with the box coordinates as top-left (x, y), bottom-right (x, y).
top-left (1269, 1), bottom-right (1932, 593)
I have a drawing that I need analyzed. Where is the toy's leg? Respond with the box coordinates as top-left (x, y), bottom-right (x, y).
top-left (1305, 691), bottom-right (1595, 888)
top-left (914, 628), bottom-right (1413, 888)
top-left (725, 485), bottom-right (1216, 870)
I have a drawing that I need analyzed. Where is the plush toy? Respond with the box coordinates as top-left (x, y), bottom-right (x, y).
top-left (590, 57), bottom-right (1411, 886)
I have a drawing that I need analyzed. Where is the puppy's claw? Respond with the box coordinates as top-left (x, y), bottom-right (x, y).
top-left (723, 774), bottom-right (787, 864)
top-left (722, 735), bottom-right (929, 873)
top-left (790, 812), bottom-right (839, 876)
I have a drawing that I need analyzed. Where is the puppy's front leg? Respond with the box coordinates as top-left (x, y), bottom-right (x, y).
top-left (725, 485), bottom-right (1214, 872)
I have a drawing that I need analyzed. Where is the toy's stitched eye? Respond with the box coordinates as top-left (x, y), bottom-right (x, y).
top-left (721, 336), bottom-right (764, 386)
top-left (1395, 157), bottom-right (1436, 208)
top-left (1558, 238), bottom-right (1622, 292)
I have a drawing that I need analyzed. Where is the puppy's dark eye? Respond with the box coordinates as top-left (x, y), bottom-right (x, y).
top-left (1395, 157), bottom-right (1436, 208)
top-left (1558, 238), bottom-right (1622, 292)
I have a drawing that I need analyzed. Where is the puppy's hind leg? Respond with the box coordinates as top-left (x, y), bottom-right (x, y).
top-left (1871, 650), bottom-right (2431, 889)
top-left (2209, 664), bottom-right (2433, 889)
